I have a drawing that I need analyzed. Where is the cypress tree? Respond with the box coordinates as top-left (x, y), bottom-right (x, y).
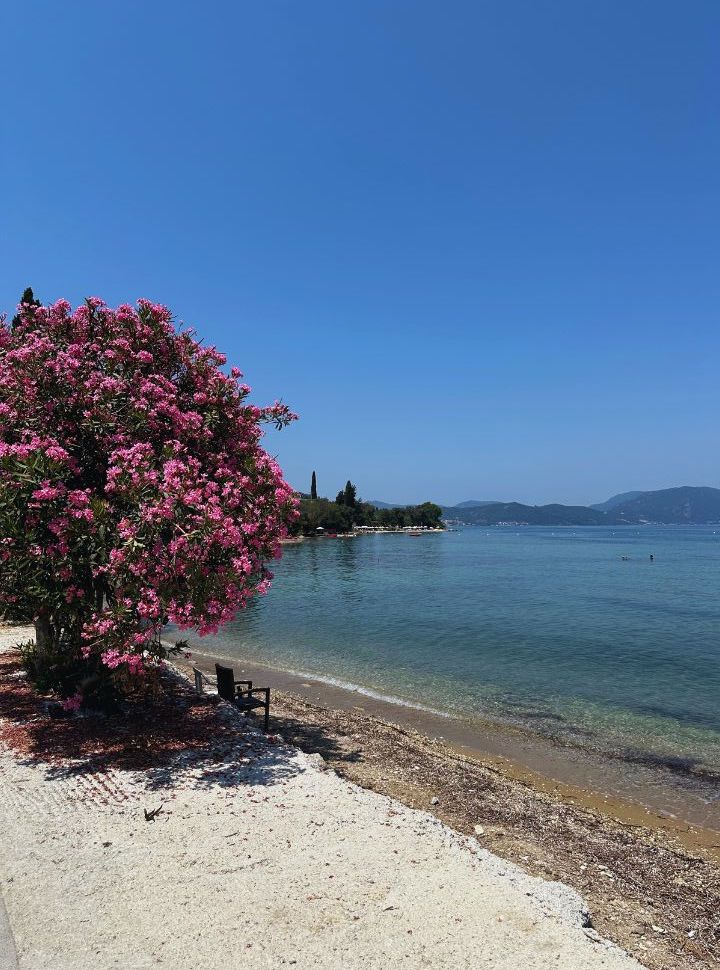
top-left (12, 287), bottom-right (40, 328)
top-left (343, 480), bottom-right (357, 508)
top-left (310, 470), bottom-right (317, 501)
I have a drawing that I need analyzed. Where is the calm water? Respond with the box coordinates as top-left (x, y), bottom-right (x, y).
top-left (190, 526), bottom-right (720, 796)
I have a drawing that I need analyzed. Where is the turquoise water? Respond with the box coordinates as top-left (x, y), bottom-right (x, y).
top-left (190, 526), bottom-right (720, 792)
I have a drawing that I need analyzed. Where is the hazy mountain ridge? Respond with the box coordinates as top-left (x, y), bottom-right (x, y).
top-left (590, 490), bottom-right (645, 512)
top-left (607, 486), bottom-right (720, 524)
top-left (370, 499), bottom-right (498, 509)
top-left (443, 486), bottom-right (720, 525)
top-left (441, 502), bottom-right (620, 526)
top-left (369, 487), bottom-right (720, 525)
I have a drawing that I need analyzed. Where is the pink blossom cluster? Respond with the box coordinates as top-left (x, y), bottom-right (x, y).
top-left (61, 692), bottom-right (83, 712)
top-left (100, 649), bottom-right (146, 675)
top-left (0, 296), bottom-right (297, 675)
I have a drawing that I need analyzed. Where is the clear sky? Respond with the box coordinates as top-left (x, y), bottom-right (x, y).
top-left (2, 1), bottom-right (718, 506)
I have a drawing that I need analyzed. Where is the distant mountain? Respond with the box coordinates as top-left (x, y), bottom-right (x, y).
top-left (442, 502), bottom-right (623, 526)
top-left (590, 490), bottom-right (646, 512)
top-left (442, 486), bottom-right (720, 526)
top-left (609, 486), bottom-right (720, 524)
top-left (371, 498), bottom-right (500, 510)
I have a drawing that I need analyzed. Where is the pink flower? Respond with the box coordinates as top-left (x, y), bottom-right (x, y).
top-left (32, 483), bottom-right (63, 501)
top-left (1, 295), bottom-right (297, 679)
top-left (61, 692), bottom-right (82, 712)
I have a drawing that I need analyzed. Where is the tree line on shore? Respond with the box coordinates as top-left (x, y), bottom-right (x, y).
top-left (291, 473), bottom-right (444, 535)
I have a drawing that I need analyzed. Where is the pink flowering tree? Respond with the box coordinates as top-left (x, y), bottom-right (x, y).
top-left (0, 293), bottom-right (297, 701)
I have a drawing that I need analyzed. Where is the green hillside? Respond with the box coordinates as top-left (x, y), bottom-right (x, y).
top-left (610, 486), bottom-right (720, 523)
top-left (441, 486), bottom-right (720, 525)
top-left (442, 502), bottom-right (621, 526)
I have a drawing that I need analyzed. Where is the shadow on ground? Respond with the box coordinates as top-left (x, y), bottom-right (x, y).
top-left (0, 651), bottom-right (355, 792)
top-left (269, 711), bottom-right (363, 768)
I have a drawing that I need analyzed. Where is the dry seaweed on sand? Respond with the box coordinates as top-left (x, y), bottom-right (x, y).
top-left (267, 688), bottom-right (720, 970)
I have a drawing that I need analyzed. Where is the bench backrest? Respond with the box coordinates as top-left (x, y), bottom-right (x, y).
top-left (215, 664), bottom-right (236, 702)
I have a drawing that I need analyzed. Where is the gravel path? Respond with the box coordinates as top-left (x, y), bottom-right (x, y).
top-left (0, 885), bottom-right (19, 970)
top-left (0, 627), bottom-right (644, 969)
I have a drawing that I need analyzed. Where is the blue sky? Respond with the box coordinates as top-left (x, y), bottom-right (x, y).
top-left (2, 1), bottom-right (718, 505)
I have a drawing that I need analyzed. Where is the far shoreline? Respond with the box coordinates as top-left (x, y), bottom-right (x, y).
top-left (281, 526), bottom-right (446, 543)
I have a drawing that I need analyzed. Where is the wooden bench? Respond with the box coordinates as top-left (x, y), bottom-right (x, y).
top-left (192, 663), bottom-right (270, 732)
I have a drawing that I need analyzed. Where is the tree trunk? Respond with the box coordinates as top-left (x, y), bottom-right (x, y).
top-left (34, 613), bottom-right (53, 678)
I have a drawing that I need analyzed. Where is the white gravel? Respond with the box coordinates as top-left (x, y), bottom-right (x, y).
top-left (0, 627), bottom-right (644, 969)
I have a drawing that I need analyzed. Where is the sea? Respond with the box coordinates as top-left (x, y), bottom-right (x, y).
top-left (181, 526), bottom-right (720, 824)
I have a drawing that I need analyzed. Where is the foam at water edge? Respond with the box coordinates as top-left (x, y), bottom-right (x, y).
top-left (184, 643), bottom-right (455, 720)
top-left (280, 667), bottom-right (456, 719)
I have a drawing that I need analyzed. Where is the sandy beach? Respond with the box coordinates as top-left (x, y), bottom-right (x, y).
top-left (0, 624), bottom-right (656, 970)
top-left (179, 648), bottom-right (720, 969)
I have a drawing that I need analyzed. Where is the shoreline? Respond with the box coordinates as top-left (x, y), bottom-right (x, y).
top-left (173, 648), bottom-right (720, 968)
top-left (1, 625), bottom-right (718, 966)
top-left (280, 526), bottom-right (446, 543)
top-left (0, 625), bottom-right (651, 970)
top-left (179, 643), bottom-right (720, 848)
